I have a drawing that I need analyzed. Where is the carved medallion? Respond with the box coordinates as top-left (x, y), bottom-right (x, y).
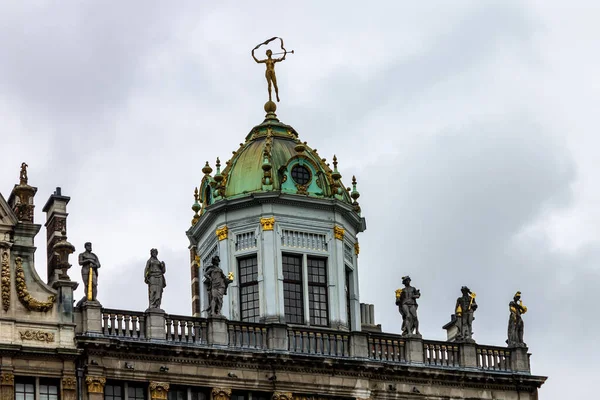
top-left (149, 382), bottom-right (170, 400)
top-left (14, 257), bottom-right (55, 312)
top-left (19, 330), bottom-right (55, 342)
top-left (215, 226), bottom-right (228, 241)
top-left (85, 376), bottom-right (106, 394)
top-left (211, 387), bottom-right (232, 400)
top-left (260, 217), bottom-right (275, 231)
top-left (1, 250), bottom-right (10, 311)
top-left (333, 226), bottom-right (345, 241)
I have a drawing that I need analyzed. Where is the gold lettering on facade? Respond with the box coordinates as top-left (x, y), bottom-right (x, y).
top-left (15, 257), bottom-right (55, 312)
top-left (19, 329), bottom-right (55, 342)
top-left (333, 226), bottom-right (345, 240)
top-left (149, 382), bottom-right (170, 400)
top-left (260, 216), bottom-right (275, 231)
top-left (1, 250), bottom-right (10, 311)
top-left (216, 226), bottom-right (228, 241)
top-left (211, 387), bottom-right (232, 400)
top-left (85, 376), bottom-right (106, 394)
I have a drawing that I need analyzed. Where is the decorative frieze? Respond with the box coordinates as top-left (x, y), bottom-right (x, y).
top-left (19, 329), bottom-right (55, 342)
top-left (1, 250), bottom-right (10, 311)
top-left (15, 257), bottom-right (55, 312)
top-left (281, 230), bottom-right (327, 251)
top-left (85, 376), bottom-right (106, 394)
top-left (211, 387), bottom-right (231, 400)
top-left (216, 226), bottom-right (228, 241)
top-left (149, 382), bottom-right (170, 400)
top-left (260, 216), bottom-right (275, 231)
top-left (333, 225), bottom-right (345, 240)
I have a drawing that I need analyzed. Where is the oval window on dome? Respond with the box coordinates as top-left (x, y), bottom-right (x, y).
top-left (291, 165), bottom-right (311, 185)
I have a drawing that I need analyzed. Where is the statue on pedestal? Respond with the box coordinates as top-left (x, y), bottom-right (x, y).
top-left (204, 256), bottom-right (233, 317)
top-left (78, 242), bottom-right (100, 302)
top-left (145, 248), bottom-right (166, 310)
top-left (395, 276), bottom-right (421, 337)
top-left (507, 291), bottom-right (527, 347)
top-left (455, 286), bottom-right (477, 342)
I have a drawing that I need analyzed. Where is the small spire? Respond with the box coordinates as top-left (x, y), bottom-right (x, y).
top-left (191, 187), bottom-right (201, 226)
top-left (214, 157), bottom-right (224, 183)
top-left (202, 161), bottom-right (213, 175)
top-left (332, 155), bottom-right (341, 180)
top-left (351, 175), bottom-right (360, 201)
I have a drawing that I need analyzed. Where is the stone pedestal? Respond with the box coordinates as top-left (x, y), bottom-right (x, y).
top-left (510, 347), bottom-right (530, 372)
top-left (207, 316), bottom-right (228, 346)
top-left (145, 309), bottom-right (166, 340)
top-left (349, 332), bottom-right (369, 358)
top-left (266, 323), bottom-right (288, 351)
top-left (81, 301), bottom-right (103, 334)
top-left (405, 337), bottom-right (424, 364)
top-left (459, 343), bottom-right (478, 368)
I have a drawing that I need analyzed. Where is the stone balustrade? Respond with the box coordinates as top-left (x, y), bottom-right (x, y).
top-left (84, 306), bottom-right (531, 374)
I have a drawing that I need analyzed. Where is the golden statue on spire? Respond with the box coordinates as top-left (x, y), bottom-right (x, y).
top-left (252, 37), bottom-right (293, 105)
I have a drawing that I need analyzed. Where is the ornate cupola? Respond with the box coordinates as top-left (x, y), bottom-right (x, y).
top-left (187, 40), bottom-right (365, 331)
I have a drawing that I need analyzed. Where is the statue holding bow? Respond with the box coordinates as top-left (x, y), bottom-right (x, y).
top-left (252, 37), bottom-right (293, 103)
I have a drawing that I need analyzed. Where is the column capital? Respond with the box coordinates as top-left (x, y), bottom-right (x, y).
top-left (260, 216), bottom-right (275, 231)
top-left (272, 392), bottom-right (292, 400)
top-left (0, 373), bottom-right (14, 386)
top-left (62, 376), bottom-right (77, 391)
top-left (149, 382), bottom-right (170, 400)
top-left (211, 388), bottom-right (232, 400)
top-left (85, 376), bottom-right (106, 394)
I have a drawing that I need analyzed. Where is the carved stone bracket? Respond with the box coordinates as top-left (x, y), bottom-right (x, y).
top-left (15, 257), bottom-right (55, 312)
top-left (149, 382), bottom-right (170, 400)
top-left (211, 387), bottom-right (232, 400)
top-left (215, 226), bottom-right (228, 241)
top-left (272, 392), bottom-right (292, 400)
top-left (1, 250), bottom-right (10, 311)
top-left (85, 376), bottom-right (106, 394)
top-left (260, 216), bottom-right (275, 231)
top-left (19, 329), bottom-right (55, 342)
top-left (334, 225), bottom-right (345, 240)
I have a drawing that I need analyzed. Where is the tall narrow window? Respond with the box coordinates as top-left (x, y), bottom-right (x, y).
top-left (39, 380), bottom-right (59, 400)
top-left (282, 254), bottom-right (304, 324)
top-left (345, 267), bottom-right (352, 329)
top-left (239, 255), bottom-right (259, 322)
top-left (15, 379), bottom-right (35, 400)
top-left (307, 257), bottom-right (329, 326)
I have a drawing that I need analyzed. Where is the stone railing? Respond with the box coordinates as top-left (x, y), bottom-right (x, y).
top-left (81, 306), bottom-right (530, 374)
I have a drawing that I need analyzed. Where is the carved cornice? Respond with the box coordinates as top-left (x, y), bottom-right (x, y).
top-left (14, 257), bottom-right (55, 312)
top-left (85, 376), bottom-right (106, 394)
top-left (19, 329), bottom-right (55, 342)
top-left (62, 376), bottom-right (77, 391)
top-left (149, 382), bottom-right (170, 400)
top-left (272, 392), bottom-right (292, 400)
top-left (0, 373), bottom-right (14, 386)
top-left (1, 250), bottom-right (10, 311)
top-left (215, 226), bottom-right (228, 241)
top-left (334, 226), bottom-right (345, 240)
top-left (211, 388), bottom-right (231, 400)
top-left (260, 216), bottom-right (275, 231)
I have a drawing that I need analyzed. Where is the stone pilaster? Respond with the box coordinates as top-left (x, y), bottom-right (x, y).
top-left (260, 216), bottom-right (281, 322)
top-left (149, 382), bottom-right (170, 400)
top-left (211, 387), bottom-right (231, 400)
top-left (61, 376), bottom-right (77, 400)
top-left (0, 372), bottom-right (14, 400)
top-left (85, 376), bottom-right (106, 400)
top-left (216, 226), bottom-right (231, 318)
top-left (272, 392), bottom-right (292, 400)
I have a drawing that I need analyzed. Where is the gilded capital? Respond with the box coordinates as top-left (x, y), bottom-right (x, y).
top-left (62, 376), bottom-right (77, 391)
top-left (215, 226), bottom-right (228, 241)
top-left (333, 225), bottom-right (345, 240)
top-left (85, 376), bottom-right (106, 394)
top-left (260, 216), bottom-right (275, 231)
top-left (149, 382), bottom-right (170, 400)
top-left (0, 373), bottom-right (14, 386)
top-left (211, 388), bottom-right (232, 400)
top-left (272, 392), bottom-right (293, 400)
top-left (354, 242), bottom-right (360, 255)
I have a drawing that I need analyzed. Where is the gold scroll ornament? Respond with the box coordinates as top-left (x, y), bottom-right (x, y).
top-left (19, 329), bottom-right (55, 342)
top-left (1, 250), bottom-right (10, 311)
top-left (14, 257), bottom-right (55, 312)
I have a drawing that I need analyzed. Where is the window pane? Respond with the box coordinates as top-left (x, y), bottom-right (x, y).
top-left (282, 254), bottom-right (304, 324)
top-left (308, 257), bottom-right (328, 326)
top-left (238, 255), bottom-right (259, 322)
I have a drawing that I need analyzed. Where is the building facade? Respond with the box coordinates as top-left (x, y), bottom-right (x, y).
top-left (0, 102), bottom-right (546, 400)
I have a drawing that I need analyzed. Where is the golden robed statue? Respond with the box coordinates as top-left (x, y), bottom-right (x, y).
top-left (252, 37), bottom-right (293, 104)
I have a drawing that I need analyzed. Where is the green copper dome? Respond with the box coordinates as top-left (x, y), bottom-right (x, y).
top-left (194, 109), bottom-right (361, 220)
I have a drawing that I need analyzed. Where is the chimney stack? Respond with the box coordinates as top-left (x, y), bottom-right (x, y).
top-left (43, 187), bottom-right (71, 283)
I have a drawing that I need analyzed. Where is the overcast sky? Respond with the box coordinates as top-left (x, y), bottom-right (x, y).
top-left (0, 1), bottom-right (597, 398)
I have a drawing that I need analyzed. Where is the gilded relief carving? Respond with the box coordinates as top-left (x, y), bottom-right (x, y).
top-left (85, 376), bottom-right (106, 394)
top-left (14, 257), bottom-right (55, 312)
top-left (216, 226), bottom-right (228, 241)
top-left (19, 329), bottom-right (55, 342)
top-left (333, 226), bottom-right (345, 241)
top-left (260, 216), bottom-right (275, 231)
top-left (149, 382), bottom-right (170, 400)
top-left (211, 387), bottom-right (232, 400)
top-left (1, 250), bottom-right (10, 311)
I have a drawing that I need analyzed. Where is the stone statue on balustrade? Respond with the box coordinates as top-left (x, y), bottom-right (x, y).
top-left (455, 286), bottom-right (477, 342)
top-left (395, 276), bottom-right (421, 338)
top-left (145, 248), bottom-right (166, 310)
top-left (204, 256), bottom-right (233, 317)
top-left (507, 291), bottom-right (527, 348)
top-left (78, 242), bottom-right (101, 304)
